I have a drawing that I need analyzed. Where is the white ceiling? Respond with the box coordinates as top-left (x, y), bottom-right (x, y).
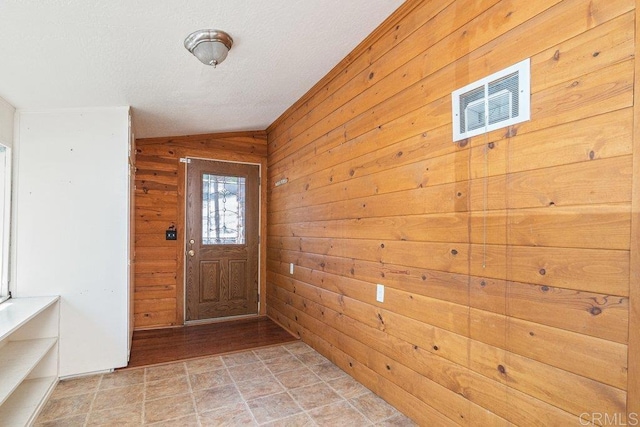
top-left (0, 1), bottom-right (404, 138)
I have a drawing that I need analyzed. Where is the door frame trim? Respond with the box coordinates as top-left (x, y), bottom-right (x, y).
top-left (177, 155), bottom-right (265, 325)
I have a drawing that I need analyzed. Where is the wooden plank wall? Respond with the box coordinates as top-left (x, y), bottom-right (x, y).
top-left (134, 131), bottom-right (267, 329)
top-left (628, 0), bottom-right (640, 417)
top-left (266, 0), bottom-right (638, 424)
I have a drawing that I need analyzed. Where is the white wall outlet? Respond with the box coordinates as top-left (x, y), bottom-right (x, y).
top-left (376, 284), bottom-right (384, 303)
top-left (289, 263), bottom-right (294, 274)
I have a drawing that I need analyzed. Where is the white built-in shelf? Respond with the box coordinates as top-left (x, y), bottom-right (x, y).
top-left (0, 296), bottom-right (60, 426)
top-left (0, 338), bottom-right (57, 406)
top-left (0, 377), bottom-right (57, 426)
top-left (0, 296), bottom-right (59, 341)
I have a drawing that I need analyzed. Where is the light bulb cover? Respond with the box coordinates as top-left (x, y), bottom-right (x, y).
top-left (184, 29), bottom-right (233, 67)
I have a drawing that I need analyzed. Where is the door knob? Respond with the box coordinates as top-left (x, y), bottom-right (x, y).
top-left (188, 250), bottom-right (195, 257)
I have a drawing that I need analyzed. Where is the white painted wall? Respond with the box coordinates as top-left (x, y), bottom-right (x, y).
top-left (13, 107), bottom-right (130, 377)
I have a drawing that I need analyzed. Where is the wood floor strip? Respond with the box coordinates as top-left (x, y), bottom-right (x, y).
top-left (125, 316), bottom-right (297, 368)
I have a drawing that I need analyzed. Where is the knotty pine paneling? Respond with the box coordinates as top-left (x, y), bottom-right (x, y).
top-left (266, 0), bottom-right (638, 424)
top-left (629, 0), bottom-right (640, 416)
top-left (134, 131), bottom-right (267, 329)
top-left (268, 0), bottom-right (633, 179)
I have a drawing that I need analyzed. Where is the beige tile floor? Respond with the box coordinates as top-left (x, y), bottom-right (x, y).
top-left (35, 341), bottom-right (417, 426)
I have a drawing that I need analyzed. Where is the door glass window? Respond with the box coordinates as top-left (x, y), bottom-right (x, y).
top-left (202, 174), bottom-right (246, 245)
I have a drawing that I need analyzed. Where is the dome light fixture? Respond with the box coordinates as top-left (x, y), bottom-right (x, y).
top-left (184, 29), bottom-right (233, 68)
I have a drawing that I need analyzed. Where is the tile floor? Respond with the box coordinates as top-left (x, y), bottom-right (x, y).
top-left (35, 341), bottom-right (417, 426)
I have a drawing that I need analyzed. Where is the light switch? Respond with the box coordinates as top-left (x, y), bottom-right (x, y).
top-left (290, 263), bottom-right (294, 274)
top-left (376, 284), bottom-right (384, 303)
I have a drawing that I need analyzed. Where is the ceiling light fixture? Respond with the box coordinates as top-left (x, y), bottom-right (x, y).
top-left (184, 29), bottom-right (233, 68)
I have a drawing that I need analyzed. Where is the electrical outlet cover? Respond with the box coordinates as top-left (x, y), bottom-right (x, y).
top-left (376, 284), bottom-right (384, 302)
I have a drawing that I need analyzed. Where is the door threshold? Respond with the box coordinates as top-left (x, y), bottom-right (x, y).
top-left (185, 313), bottom-right (260, 326)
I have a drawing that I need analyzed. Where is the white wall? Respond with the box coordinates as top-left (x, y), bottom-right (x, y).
top-left (0, 96), bottom-right (14, 148)
top-left (13, 107), bottom-right (130, 377)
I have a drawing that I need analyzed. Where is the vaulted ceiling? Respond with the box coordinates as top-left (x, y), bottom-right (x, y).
top-left (0, 1), bottom-right (403, 138)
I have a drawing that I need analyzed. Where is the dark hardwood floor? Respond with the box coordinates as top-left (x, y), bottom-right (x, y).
top-left (125, 316), bottom-right (298, 368)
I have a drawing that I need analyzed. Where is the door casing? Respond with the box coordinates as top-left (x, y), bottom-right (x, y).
top-left (181, 156), bottom-right (262, 324)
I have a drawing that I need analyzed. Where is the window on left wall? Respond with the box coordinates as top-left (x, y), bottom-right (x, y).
top-left (0, 144), bottom-right (11, 303)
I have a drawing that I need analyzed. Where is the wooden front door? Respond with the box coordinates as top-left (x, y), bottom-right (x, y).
top-left (185, 159), bottom-right (260, 321)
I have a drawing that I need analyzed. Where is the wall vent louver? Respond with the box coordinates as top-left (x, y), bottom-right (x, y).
top-left (452, 58), bottom-right (530, 142)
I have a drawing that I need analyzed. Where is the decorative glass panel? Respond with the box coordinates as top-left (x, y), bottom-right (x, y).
top-left (202, 174), bottom-right (246, 245)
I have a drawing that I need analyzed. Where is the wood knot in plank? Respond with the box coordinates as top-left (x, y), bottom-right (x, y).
top-left (505, 127), bottom-right (518, 138)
